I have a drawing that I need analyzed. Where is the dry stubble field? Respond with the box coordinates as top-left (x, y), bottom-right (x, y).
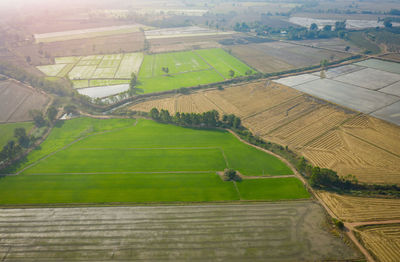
top-left (356, 224), bottom-right (400, 262)
top-left (130, 80), bottom-right (400, 185)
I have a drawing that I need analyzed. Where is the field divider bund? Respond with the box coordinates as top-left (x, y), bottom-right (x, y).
top-left (28, 171), bottom-right (217, 176)
top-left (76, 147), bottom-right (221, 150)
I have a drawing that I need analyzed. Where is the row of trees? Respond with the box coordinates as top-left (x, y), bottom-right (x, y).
top-left (149, 108), bottom-right (242, 129)
top-left (297, 157), bottom-right (400, 196)
top-left (0, 127), bottom-right (32, 164)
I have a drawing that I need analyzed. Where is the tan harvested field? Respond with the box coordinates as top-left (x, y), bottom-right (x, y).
top-left (230, 41), bottom-right (350, 73)
top-left (381, 53), bottom-right (400, 62)
top-left (0, 201), bottom-right (361, 261)
top-left (130, 80), bottom-right (400, 184)
top-left (148, 34), bottom-right (233, 53)
top-left (14, 33), bottom-right (145, 61)
top-left (357, 224), bottom-right (400, 262)
top-left (0, 79), bottom-right (49, 123)
top-left (317, 191), bottom-right (400, 222)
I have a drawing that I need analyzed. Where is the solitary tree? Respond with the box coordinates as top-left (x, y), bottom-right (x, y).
top-left (323, 25), bottom-right (332, 31)
top-left (150, 108), bottom-right (160, 120)
top-left (384, 18), bottom-right (393, 28)
top-left (162, 67), bottom-right (169, 74)
top-left (229, 69), bottom-right (235, 78)
top-left (310, 23), bottom-right (318, 31)
top-left (224, 168), bottom-right (241, 181)
top-left (47, 106), bottom-right (58, 123)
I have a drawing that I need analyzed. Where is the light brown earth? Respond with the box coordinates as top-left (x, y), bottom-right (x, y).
top-left (130, 80), bottom-right (400, 185)
top-left (229, 41), bottom-right (350, 73)
top-left (0, 79), bottom-right (49, 123)
top-left (0, 202), bottom-right (362, 261)
top-left (148, 34), bottom-right (234, 53)
top-left (13, 32), bottom-right (145, 62)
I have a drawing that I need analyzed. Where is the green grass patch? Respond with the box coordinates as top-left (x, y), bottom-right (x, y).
top-left (237, 178), bottom-right (310, 201)
top-left (90, 79), bottom-right (131, 87)
top-left (72, 80), bottom-right (89, 89)
top-left (195, 48), bottom-right (255, 78)
top-left (2, 118), bottom-right (136, 174)
top-left (139, 51), bottom-right (210, 78)
top-left (137, 70), bottom-right (224, 93)
top-left (37, 64), bottom-right (67, 77)
top-left (0, 173), bottom-right (239, 204)
top-left (0, 118), bottom-right (308, 205)
top-left (12, 118), bottom-right (292, 176)
top-left (0, 122), bottom-right (34, 148)
top-left (348, 31), bottom-right (381, 54)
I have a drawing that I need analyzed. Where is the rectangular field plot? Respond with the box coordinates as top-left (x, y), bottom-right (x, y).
top-left (380, 81), bottom-right (400, 96)
top-left (137, 70), bottom-right (224, 94)
top-left (34, 24), bottom-right (147, 43)
top-left (25, 148), bottom-right (227, 174)
top-left (7, 118), bottom-right (292, 177)
top-left (139, 51), bottom-right (210, 78)
top-left (0, 202), bottom-right (361, 261)
top-left (333, 67), bottom-right (400, 90)
top-left (92, 67), bottom-right (117, 79)
top-left (144, 26), bottom-right (233, 39)
top-left (37, 64), bottom-right (66, 76)
top-left (285, 78), bottom-right (399, 114)
top-left (230, 41), bottom-right (349, 74)
top-left (115, 52), bottom-right (144, 78)
top-left (137, 48), bottom-right (255, 93)
top-left (237, 178), bottom-right (310, 200)
top-left (68, 65), bottom-right (96, 80)
top-left (371, 101), bottom-right (400, 126)
top-left (356, 59), bottom-right (400, 74)
top-left (195, 48), bottom-right (255, 78)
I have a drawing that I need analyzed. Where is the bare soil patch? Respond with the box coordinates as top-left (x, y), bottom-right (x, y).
top-left (0, 79), bottom-right (49, 123)
top-left (0, 202), bottom-right (361, 261)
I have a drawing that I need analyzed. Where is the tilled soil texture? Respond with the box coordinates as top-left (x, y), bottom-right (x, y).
top-left (0, 201), bottom-right (361, 261)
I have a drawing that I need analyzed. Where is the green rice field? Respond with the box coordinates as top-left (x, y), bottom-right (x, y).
top-left (0, 118), bottom-right (309, 205)
top-left (137, 48), bottom-right (256, 93)
top-left (37, 49), bottom-right (255, 95)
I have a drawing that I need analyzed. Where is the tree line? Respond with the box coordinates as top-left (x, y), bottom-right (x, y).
top-left (149, 108), bottom-right (242, 129)
top-left (297, 157), bottom-right (400, 196)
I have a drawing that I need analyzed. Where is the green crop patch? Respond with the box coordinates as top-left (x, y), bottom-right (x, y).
top-left (237, 178), bottom-right (311, 200)
top-left (0, 118), bottom-right (307, 205)
top-left (195, 48), bottom-right (255, 78)
top-left (137, 48), bottom-right (256, 93)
